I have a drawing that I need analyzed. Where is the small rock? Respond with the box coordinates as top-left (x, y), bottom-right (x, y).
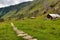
top-left (29, 39), bottom-right (37, 40)
top-left (17, 34), bottom-right (28, 37)
top-left (16, 30), bottom-right (25, 34)
top-left (23, 35), bottom-right (32, 39)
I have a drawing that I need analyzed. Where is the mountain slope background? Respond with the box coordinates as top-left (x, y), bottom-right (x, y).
top-left (0, 1), bottom-right (32, 19)
top-left (0, 0), bottom-right (60, 20)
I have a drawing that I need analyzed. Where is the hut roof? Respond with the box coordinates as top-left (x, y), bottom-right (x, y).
top-left (49, 14), bottom-right (60, 17)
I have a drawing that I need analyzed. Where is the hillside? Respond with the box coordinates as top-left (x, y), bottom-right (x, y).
top-left (1, 16), bottom-right (60, 40)
top-left (0, 0), bottom-right (60, 20)
top-left (0, 0), bottom-right (59, 20)
top-left (0, 1), bottom-right (32, 19)
top-left (0, 0), bottom-right (60, 40)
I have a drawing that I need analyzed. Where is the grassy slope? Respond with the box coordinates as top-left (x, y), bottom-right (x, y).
top-left (0, 22), bottom-right (24, 40)
top-left (1, 16), bottom-right (60, 40)
top-left (13, 17), bottom-right (60, 40)
top-left (0, 0), bottom-right (60, 40)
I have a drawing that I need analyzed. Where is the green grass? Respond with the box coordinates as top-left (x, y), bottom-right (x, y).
top-left (0, 22), bottom-right (24, 40)
top-left (12, 17), bottom-right (60, 40)
top-left (0, 0), bottom-right (60, 40)
top-left (0, 17), bottom-right (60, 40)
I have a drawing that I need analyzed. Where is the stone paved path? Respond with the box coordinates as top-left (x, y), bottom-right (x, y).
top-left (11, 22), bottom-right (38, 40)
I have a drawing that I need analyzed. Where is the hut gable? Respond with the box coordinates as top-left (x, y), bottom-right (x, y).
top-left (47, 14), bottom-right (60, 19)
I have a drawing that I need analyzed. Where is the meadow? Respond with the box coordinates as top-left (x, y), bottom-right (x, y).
top-left (0, 16), bottom-right (60, 40)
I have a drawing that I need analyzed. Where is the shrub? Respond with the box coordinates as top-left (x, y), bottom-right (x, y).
top-left (0, 18), bottom-right (4, 22)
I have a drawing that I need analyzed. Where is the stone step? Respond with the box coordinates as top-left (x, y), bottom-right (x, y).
top-left (16, 30), bottom-right (25, 34)
top-left (23, 35), bottom-right (33, 39)
top-left (17, 33), bottom-right (28, 37)
top-left (29, 39), bottom-right (37, 40)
